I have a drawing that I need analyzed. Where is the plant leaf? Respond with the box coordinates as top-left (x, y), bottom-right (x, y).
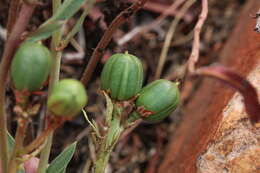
top-left (26, 21), bottom-right (64, 42)
top-left (46, 142), bottom-right (77, 173)
top-left (62, 0), bottom-right (95, 47)
top-left (58, 167), bottom-right (66, 173)
top-left (52, 0), bottom-right (85, 21)
top-left (26, 0), bottom-right (85, 42)
top-left (7, 131), bottom-right (15, 153)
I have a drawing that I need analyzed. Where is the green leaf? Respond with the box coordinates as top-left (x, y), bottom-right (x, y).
top-left (58, 167), bottom-right (66, 173)
top-left (106, 115), bottom-right (123, 148)
top-left (7, 131), bottom-right (15, 153)
top-left (26, 0), bottom-right (85, 42)
top-left (52, 0), bottom-right (85, 21)
top-left (62, 0), bottom-right (95, 47)
top-left (27, 21), bottom-right (64, 42)
top-left (46, 142), bottom-right (77, 173)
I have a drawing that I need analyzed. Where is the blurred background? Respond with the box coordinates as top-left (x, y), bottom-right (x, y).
top-left (0, 0), bottom-right (253, 172)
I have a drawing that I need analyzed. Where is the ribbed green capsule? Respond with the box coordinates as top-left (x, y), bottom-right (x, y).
top-left (101, 53), bottom-right (143, 101)
top-left (135, 79), bottom-right (180, 122)
top-left (47, 79), bottom-right (88, 117)
top-left (11, 41), bottom-right (52, 92)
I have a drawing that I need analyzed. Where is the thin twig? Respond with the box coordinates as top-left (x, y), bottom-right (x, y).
top-left (80, 0), bottom-right (149, 87)
top-left (196, 64), bottom-right (260, 124)
top-left (117, 0), bottom-right (186, 45)
top-left (24, 116), bottom-right (65, 155)
top-left (155, 0), bottom-right (195, 79)
top-left (0, 3), bottom-right (35, 173)
top-left (187, 0), bottom-right (208, 73)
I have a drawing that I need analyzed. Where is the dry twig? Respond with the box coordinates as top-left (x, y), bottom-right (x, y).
top-left (155, 0), bottom-right (195, 79)
top-left (187, 0), bottom-right (208, 73)
top-left (118, 0), bottom-right (186, 45)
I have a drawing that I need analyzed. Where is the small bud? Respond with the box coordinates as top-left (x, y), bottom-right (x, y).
top-left (135, 79), bottom-right (180, 122)
top-left (11, 41), bottom-right (52, 92)
top-left (47, 79), bottom-right (88, 117)
top-left (101, 52), bottom-right (144, 101)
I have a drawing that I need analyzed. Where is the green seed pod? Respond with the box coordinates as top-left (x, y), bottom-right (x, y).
top-left (47, 79), bottom-right (88, 117)
top-left (101, 52), bottom-right (143, 101)
top-left (11, 41), bottom-right (52, 92)
top-left (135, 79), bottom-right (180, 122)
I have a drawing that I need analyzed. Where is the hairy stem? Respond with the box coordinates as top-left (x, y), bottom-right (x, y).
top-left (94, 105), bottom-right (124, 173)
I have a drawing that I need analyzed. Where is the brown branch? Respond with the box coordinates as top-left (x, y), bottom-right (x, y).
top-left (80, 0), bottom-right (149, 87)
top-left (196, 64), bottom-right (260, 124)
top-left (24, 116), bottom-right (65, 154)
top-left (0, 3), bottom-right (35, 173)
top-left (187, 0), bottom-right (208, 73)
top-left (6, 0), bottom-right (21, 37)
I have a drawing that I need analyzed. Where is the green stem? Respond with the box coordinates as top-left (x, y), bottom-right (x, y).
top-left (94, 105), bottom-right (124, 173)
top-left (8, 119), bottom-right (28, 173)
top-left (36, 0), bottom-right (62, 173)
top-left (94, 149), bottom-right (111, 173)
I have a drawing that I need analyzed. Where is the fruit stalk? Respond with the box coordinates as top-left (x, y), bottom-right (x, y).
top-left (36, 0), bottom-right (62, 173)
top-left (8, 119), bottom-right (28, 173)
top-left (94, 104), bottom-right (124, 173)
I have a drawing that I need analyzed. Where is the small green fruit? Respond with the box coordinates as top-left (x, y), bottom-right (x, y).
top-left (47, 79), bottom-right (88, 117)
top-left (101, 52), bottom-right (144, 101)
top-left (11, 41), bottom-right (52, 92)
top-left (135, 79), bottom-right (180, 122)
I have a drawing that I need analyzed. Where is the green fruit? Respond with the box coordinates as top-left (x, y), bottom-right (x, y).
top-left (47, 79), bottom-right (88, 117)
top-left (135, 79), bottom-right (180, 122)
top-left (11, 41), bottom-right (52, 92)
top-left (101, 52), bottom-right (144, 101)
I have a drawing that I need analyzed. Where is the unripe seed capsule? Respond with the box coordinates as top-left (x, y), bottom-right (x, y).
top-left (101, 52), bottom-right (144, 101)
top-left (135, 79), bottom-right (180, 122)
top-left (11, 41), bottom-right (52, 92)
top-left (47, 79), bottom-right (88, 117)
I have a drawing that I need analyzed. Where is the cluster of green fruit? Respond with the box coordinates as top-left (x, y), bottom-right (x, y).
top-left (101, 53), bottom-right (180, 122)
top-left (11, 41), bottom-right (180, 122)
top-left (11, 41), bottom-right (87, 117)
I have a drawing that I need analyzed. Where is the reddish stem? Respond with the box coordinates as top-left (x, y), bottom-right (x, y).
top-left (196, 64), bottom-right (260, 124)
